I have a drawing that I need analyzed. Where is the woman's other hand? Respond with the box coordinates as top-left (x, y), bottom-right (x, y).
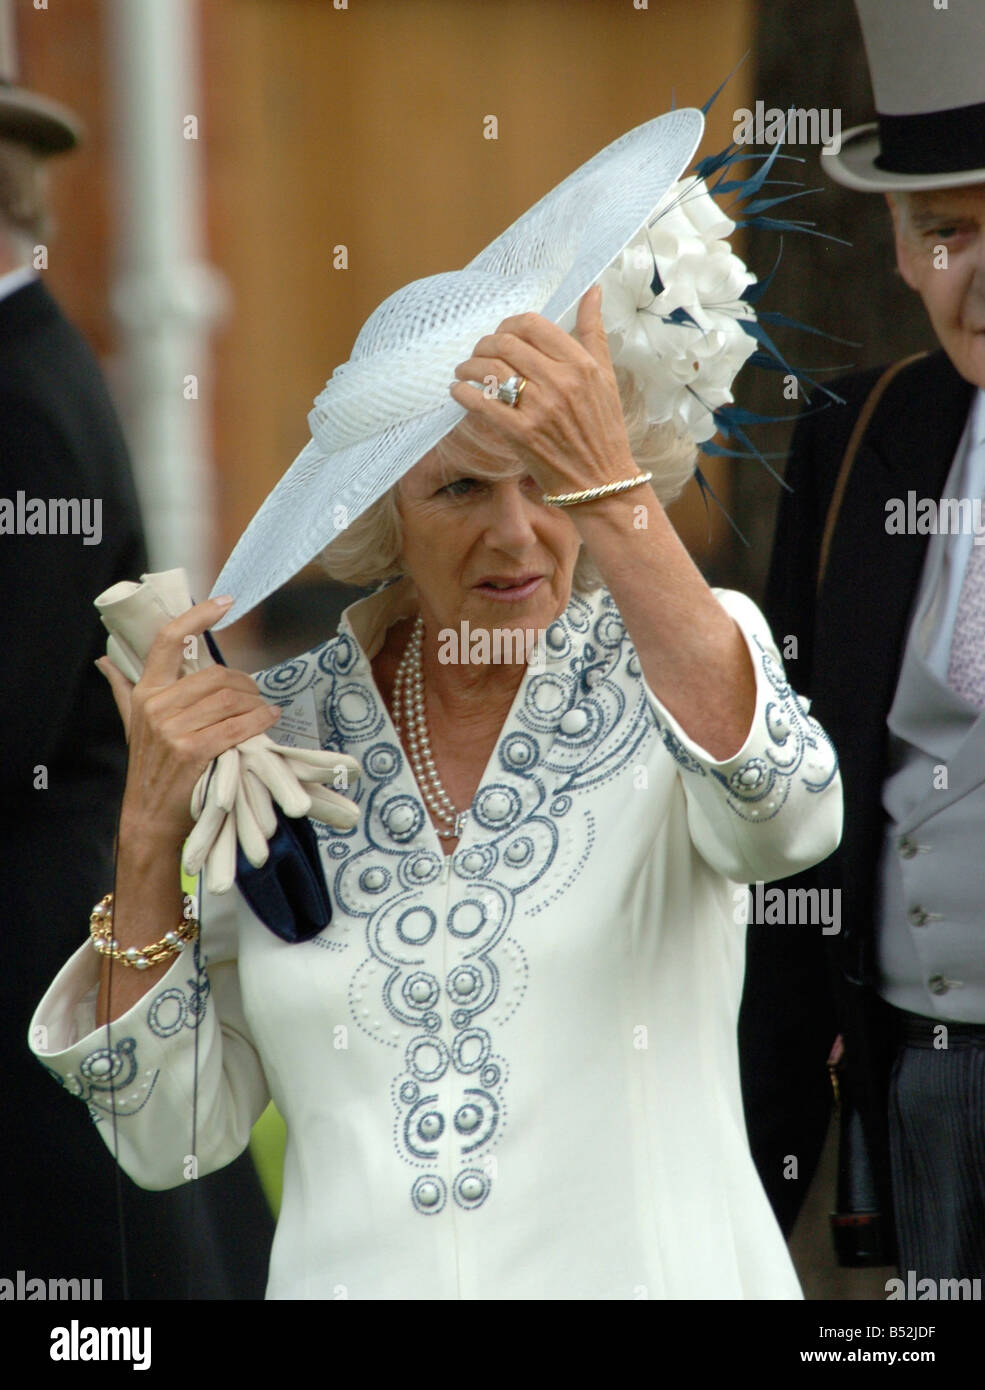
top-left (97, 595), bottom-right (282, 852)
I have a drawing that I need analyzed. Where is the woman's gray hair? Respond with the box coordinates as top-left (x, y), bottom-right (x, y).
top-left (317, 365), bottom-right (697, 595)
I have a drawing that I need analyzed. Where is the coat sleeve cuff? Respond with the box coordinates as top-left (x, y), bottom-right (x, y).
top-left (30, 938), bottom-right (196, 1058)
top-left (27, 888), bottom-right (269, 1189)
top-left (641, 588), bottom-right (842, 882)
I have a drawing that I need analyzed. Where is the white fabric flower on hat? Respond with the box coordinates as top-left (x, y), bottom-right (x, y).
top-left (576, 174), bottom-right (758, 444)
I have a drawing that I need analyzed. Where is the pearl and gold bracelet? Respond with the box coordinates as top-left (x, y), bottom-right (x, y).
top-left (89, 893), bottom-right (199, 970)
top-left (541, 470), bottom-right (653, 508)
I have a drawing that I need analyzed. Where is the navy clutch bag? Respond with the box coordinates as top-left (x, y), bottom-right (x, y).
top-left (203, 628), bottom-right (332, 944)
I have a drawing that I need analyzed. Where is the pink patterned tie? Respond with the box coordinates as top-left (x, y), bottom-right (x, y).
top-left (947, 517), bottom-right (985, 708)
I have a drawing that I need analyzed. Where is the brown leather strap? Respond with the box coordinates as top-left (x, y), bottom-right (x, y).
top-left (816, 353), bottom-right (928, 596)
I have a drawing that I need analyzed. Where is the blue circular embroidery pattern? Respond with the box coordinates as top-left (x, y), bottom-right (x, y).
top-left (76, 1037), bottom-right (148, 1115)
top-left (81, 1038), bottom-right (136, 1089)
top-left (760, 647), bottom-right (789, 694)
top-left (259, 656), bottom-right (311, 696)
top-left (406, 1035), bottom-right (450, 1083)
top-left (502, 834), bottom-right (534, 868)
top-left (545, 620), bottom-right (570, 659)
top-left (147, 988), bottom-right (186, 1039)
top-left (703, 634), bottom-right (839, 819)
top-left (524, 673), bottom-right (570, 731)
top-left (400, 851), bottom-right (441, 887)
top-left (359, 865), bottom-right (392, 894)
top-left (402, 972), bottom-right (440, 1010)
top-left (555, 698), bottom-right (602, 747)
top-left (330, 632), bottom-right (359, 675)
top-left (454, 1102), bottom-right (483, 1135)
top-left (417, 1110), bottom-right (444, 1142)
top-left (365, 743), bottom-right (400, 779)
top-left (403, 1094), bottom-right (445, 1159)
top-left (594, 611), bottom-right (626, 647)
top-left (370, 900), bottom-right (439, 968)
top-left (473, 784), bottom-right (521, 832)
top-left (452, 1028), bottom-right (491, 1074)
top-left (729, 758), bottom-right (768, 796)
top-left (447, 964), bottom-right (482, 1003)
top-left (379, 794), bottom-right (424, 843)
top-left (455, 843), bottom-right (497, 879)
top-left (455, 1090), bottom-right (499, 1152)
top-left (447, 899), bottom-right (486, 939)
top-left (411, 1174), bottom-right (447, 1214)
top-left (332, 682), bottom-right (382, 739)
top-left (395, 906), bottom-right (437, 947)
top-left (501, 732), bottom-right (539, 773)
top-left (453, 1168), bottom-right (490, 1210)
top-left (566, 596), bottom-right (593, 634)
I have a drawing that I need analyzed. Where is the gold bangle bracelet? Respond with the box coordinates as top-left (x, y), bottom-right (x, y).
top-left (541, 470), bottom-right (653, 508)
top-left (89, 893), bottom-right (199, 970)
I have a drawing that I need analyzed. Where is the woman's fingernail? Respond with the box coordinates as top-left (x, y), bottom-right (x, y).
top-left (214, 594), bottom-right (234, 607)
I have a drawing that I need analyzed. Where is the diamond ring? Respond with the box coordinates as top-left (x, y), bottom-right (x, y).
top-left (495, 374), bottom-right (526, 407)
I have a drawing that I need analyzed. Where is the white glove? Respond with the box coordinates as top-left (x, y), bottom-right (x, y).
top-left (95, 568), bottom-right (361, 894)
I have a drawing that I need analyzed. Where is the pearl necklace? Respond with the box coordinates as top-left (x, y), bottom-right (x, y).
top-left (392, 615), bottom-right (468, 840)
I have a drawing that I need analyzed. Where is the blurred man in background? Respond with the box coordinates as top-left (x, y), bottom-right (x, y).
top-left (0, 5), bottom-right (272, 1297)
top-left (741, 0), bottom-right (985, 1284)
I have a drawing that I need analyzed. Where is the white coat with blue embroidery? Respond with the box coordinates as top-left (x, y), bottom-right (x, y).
top-left (31, 576), bottom-right (841, 1299)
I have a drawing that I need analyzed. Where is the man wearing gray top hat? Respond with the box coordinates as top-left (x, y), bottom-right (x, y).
top-left (741, 0), bottom-right (985, 1281)
top-left (0, 1), bottom-right (273, 1296)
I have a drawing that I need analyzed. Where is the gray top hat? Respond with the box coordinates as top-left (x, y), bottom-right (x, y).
top-left (825, 0), bottom-right (985, 192)
top-left (0, 0), bottom-right (82, 153)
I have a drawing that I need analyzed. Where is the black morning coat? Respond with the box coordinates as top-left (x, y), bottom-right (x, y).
top-left (738, 349), bottom-right (975, 1251)
top-left (1, 277), bottom-right (274, 1297)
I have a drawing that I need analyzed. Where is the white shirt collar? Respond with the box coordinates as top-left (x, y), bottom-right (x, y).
top-left (970, 387), bottom-right (985, 450)
top-left (0, 265), bottom-right (38, 304)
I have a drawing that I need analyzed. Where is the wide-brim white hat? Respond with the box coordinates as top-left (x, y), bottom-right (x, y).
top-left (824, 0), bottom-right (985, 193)
top-left (211, 108), bottom-right (710, 628)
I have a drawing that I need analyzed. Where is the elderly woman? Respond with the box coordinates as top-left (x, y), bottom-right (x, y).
top-left (31, 110), bottom-right (841, 1299)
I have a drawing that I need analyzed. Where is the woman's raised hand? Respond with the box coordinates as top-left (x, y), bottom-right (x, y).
top-left (97, 595), bottom-right (282, 852)
top-left (449, 285), bottom-right (638, 499)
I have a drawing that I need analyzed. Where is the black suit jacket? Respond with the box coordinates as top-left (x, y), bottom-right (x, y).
top-left (1, 279), bottom-right (274, 1297)
top-left (739, 350), bottom-right (975, 1241)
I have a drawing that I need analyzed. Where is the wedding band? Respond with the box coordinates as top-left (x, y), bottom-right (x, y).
top-left (496, 374), bottom-right (526, 407)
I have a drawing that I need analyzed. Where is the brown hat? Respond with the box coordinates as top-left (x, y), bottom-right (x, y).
top-left (825, 0), bottom-right (985, 192)
top-left (0, 0), bottom-right (82, 154)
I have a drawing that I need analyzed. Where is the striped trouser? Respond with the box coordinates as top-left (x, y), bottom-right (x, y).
top-left (888, 1011), bottom-right (985, 1282)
